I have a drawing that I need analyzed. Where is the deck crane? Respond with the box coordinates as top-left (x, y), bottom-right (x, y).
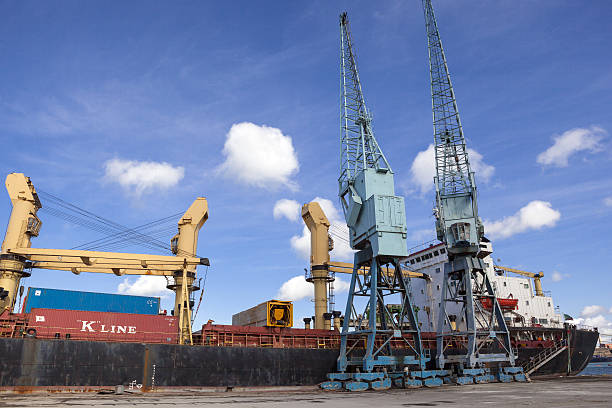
top-left (0, 173), bottom-right (208, 345)
top-left (494, 265), bottom-right (545, 297)
top-left (421, 0), bottom-right (525, 382)
top-left (322, 12), bottom-right (435, 391)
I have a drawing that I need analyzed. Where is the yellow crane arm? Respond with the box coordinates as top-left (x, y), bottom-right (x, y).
top-left (7, 247), bottom-right (207, 276)
top-left (328, 261), bottom-right (429, 280)
top-left (494, 265), bottom-right (544, 297)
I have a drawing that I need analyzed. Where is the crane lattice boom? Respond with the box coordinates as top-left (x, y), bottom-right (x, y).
top-left (339, 12), bottom-right (390, 193)
top-left (422, 0), bottom-right (522, 377)
top-left (423, 0), bottom-right (473, 197)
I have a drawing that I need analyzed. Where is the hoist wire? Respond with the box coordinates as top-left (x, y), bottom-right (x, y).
top-left (39, 191), bottom-right (170, 252)
top-left (74, 214), bottom-right (179, 249)
top-left (89, 227), bottom-right (178, 253)
top-left (329, 225), bottom-right (350, 245)
top-left (37, 190), bottom-right (202, 258)
top-left (191, 265), bottom-right (210, 324)
top-left (75, 214), bottom-right (181, 251)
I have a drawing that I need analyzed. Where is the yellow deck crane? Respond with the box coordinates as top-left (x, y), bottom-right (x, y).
top-left (301, 201), bottom-right (429, 331)
top-left (0, 173), bottom-right (209, 344)
top-left (494, 265), bottom-right (545, 297)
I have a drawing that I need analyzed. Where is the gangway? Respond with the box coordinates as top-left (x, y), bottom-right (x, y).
top-left (522, 340), bottom-right (568, 376)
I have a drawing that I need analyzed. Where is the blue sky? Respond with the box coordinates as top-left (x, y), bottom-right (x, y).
top-left (1, 0), bottom-right (611, 333)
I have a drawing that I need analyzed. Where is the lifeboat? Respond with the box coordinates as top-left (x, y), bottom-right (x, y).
top-left (479, 297), bottom-right (518, 311)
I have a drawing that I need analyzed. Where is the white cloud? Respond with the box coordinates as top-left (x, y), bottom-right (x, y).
top-left (484, 200), bottom-right (561, 240)
top-left (276, 274), bottom-right (350, 302)
top-left (567, 315), bottom-right (612, 337)
top-left (276, 275), bottom-right (312, 301)
top-left (581, 305), bottom-right (606, 317)
top-left (273, 199), bottom-right (301, 222)
top-left (334, 278), bottom-right (351, 293)
top-left (537, 126), bottom-right (606, 167)
top-left (410, 144), bottom-right (436, 195)
top-left (289, 197), bottom-right (354, 262)
top-left (216, 122), bottom-right (299, 190)
top-left (409, 144), bottom-right (494, 194)
top-left (290, 225), bottom-right (311, 261)
top-left (604, 197), bottom-right (612, 207)
top-left (551, 271), bottom-right (570, 282)
top-left (117, 276), bottom-right (172, 297)
top-left (104, 158), bottom-right (184, 196)
top-left (467, 148), bottom-right (495, 182)
top-left (313, 197), bottom-right (342, 223)
top-left (566, 305), bottom-right (612, 337)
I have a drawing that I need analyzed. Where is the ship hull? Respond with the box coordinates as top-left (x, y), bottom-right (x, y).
top-left (0, 328), bottom-right (597, 388)
top-left (513, 327), bottom-right (598, 376)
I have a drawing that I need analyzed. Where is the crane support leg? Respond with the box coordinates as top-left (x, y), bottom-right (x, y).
top-left (436, 255), bottom-right (522, 382)
top-left (322, 249), bottom-right (439, 391)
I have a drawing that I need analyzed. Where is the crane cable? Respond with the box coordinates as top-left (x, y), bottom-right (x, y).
top-left (37, 190), bottom-right (203, 258)
top-left (38, 190), bottom-right (172, 253)
top-left (191, 265), bottom-right (209, 324)
top-left (75, 214), bottom-right (181, 251)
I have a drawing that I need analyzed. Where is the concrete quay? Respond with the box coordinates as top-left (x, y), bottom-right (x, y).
top-left (0, 376), bottom-right (610, 407)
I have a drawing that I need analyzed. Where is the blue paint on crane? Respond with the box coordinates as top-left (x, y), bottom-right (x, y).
top-left (23, 287), bottom-right (160, 315)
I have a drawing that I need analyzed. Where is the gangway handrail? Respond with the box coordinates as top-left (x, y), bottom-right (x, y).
top-left (522, 339), bottom-right (568, 375)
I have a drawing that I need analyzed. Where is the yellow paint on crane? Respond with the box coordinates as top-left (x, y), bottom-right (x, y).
top-left (494, 265), bottom-right (545, 297)
top-left (302, 202), bottom-right (331, 330)
top-left (0, 173), bottom-right (210, 345)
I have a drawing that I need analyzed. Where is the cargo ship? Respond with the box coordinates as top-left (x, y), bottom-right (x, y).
top-left (1, 255), bottom-right (598, 389)
top-left (0, 305), bottom-right (598, 389)
top-left (0, 265), bottom-right (598, 388)
top-left (0, 173), bottom-right (598, 389)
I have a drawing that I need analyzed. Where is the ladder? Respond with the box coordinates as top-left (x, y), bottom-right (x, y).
top-left (522, 340), bottom-right (568, 376)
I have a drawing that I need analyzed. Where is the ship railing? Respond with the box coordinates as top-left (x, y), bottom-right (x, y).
top-left (407, 239), bottom-right (442, 256)
top-left (574, 324), bottom-right (596, 331)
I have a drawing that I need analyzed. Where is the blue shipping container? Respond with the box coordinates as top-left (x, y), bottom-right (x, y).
top-left (23, 287), bottom-right (160, 315)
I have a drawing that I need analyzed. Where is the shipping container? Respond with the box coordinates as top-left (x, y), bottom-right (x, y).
top-left (23, 287), bottom-right (160, 315)
top-left (26, 308), bottom-right (178, 343)
top-left (232, 300), bottom-right (292, 328)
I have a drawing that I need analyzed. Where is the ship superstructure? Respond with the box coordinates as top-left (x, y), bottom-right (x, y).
top-left (405, 242), bottom-right (564, 333)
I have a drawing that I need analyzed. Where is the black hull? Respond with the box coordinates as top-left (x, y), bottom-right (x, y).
top-left (0, 328), bottom-right (598, 388)
top-left (513, 327), bottom-right (598, 376)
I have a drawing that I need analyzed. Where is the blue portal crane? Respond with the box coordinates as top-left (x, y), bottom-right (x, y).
top-left (321, 12), bottom-right (434, 391)
top-left (421, 0), bottom-right (525, 383)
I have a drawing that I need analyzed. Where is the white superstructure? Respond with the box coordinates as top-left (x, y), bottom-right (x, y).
top-left (405, 241), bottom-right (563, 332)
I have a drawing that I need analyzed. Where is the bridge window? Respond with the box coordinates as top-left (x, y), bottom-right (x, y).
top-left (440, 248), bottom-right (446, 254)
top-left (433, 251), bottom-right (439, 256)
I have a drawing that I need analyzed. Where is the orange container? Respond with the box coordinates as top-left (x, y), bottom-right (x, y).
top-left (27, 308), bottom-right (178, 344)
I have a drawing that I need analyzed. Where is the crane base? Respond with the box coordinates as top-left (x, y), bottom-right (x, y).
top-left (321, 372), bottom-right (391, 391)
